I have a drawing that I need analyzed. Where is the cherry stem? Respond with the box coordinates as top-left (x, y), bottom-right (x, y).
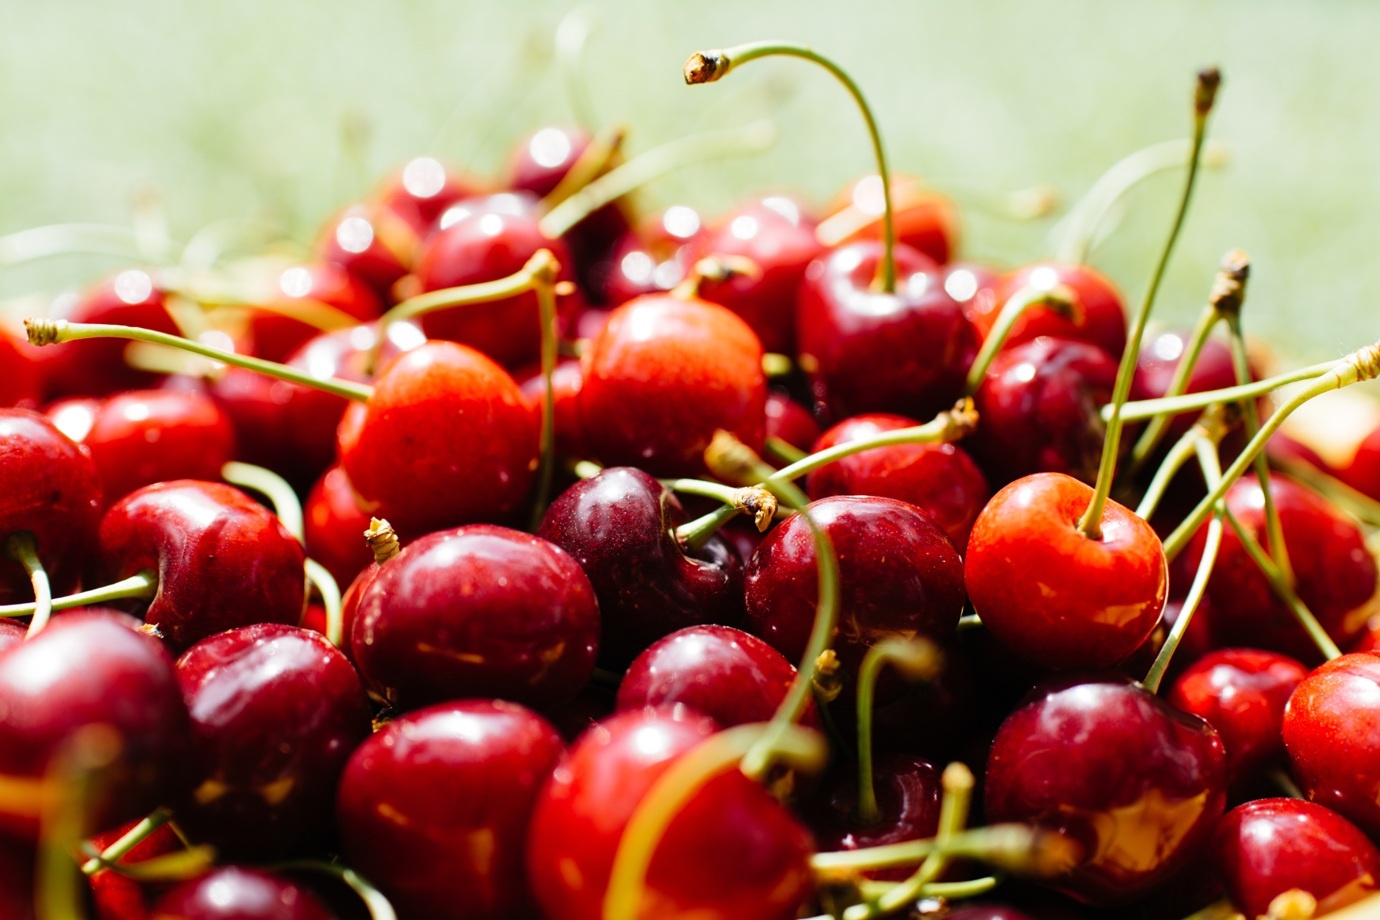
top-left (1054, 137), bottom-right (1229, 266)
top-left (1162, 339), bottom-right (1380, 562)
top-left (272, 860), bottom-right (399, 920)
top-left (529, 257), bottom-right (562, 531)
top-left (603, 722), bottom-right (826, 920)
top-left (222, 461), bottom-right (304, 541)
top-left (80, 809), bottom-right (171, 875)
top-left (762, 352), bottom-right (794, 378)
top-left (38, 727), bottom-right (119, 920)
top-left (963, 283), bottom-right (1079, 395)
top-left (1143, 437), bottom-right (1227, 694)
top-left (539, 124), bottom-right (626, 213)
top-left (555, 5), bottom-right (601, 131)
top-left (0, 223), bottom-right (167, 267)
top-left (304, 560), bottom-right (344, 648)
top-left (684, 41), bottom-right (896, 293)
top-left (5, 532), bottom-right (52, 638)
top-left (1077, 67), bottom-right (1220, 541)
top-left (1135, 403), bottom-right (1236, 521)
top-left (539, 119), bottom-right (777, 240)
top-left (569, 459), bottom-right (604, 481)
top-left (1271, 767), bottom-right (1305, 800)
top-left (1128, 307), bottom-right (1220, 472)
top-left (854, 638), bottom-right (943, 826)
top-left (0, 570), bottom-right (157, 619)
top-left (1273, 453), bottom-right (1380, 529)
top-left (810, 822), bottom-right (1080, 877)
top-left (856, 875), bottom-right (1001, 905)
top-left (765, 436), bottom-right (809, 465)
top-left (365, 518), bottom-right (401, 566)
top-left (667, 479), bottom-right (780, 533)
top-left (1111, 360), bottom-right (1336, 423)
top-left (24, 319), bottom-right (374, 402)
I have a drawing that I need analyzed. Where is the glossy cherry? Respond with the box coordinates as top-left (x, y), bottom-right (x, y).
top-left (970, 261), bottom-right (1127, 360)
top-left (44, 269), bottom-right (180, 398)
top-left (150, 867), bottom-right (338, 920)
top-left (1340, 422), bottom-right (1380, 502)
top-left (374, 155), bottom-right (484, 235)
top-left (1211, 798), bottom-right (1380, 918)
top-left (824, 173), bottom-right (958, 265)
top-left (984, 674), bottom-right (1227, 906)
top-left (95, 480), bottom-right (307, 649)
top-left (595, 205), bottom-right (703, 306)
top-left (241, 261), bottom-right (383, 363)
top-left (537, 467), bottom-right (744, 669)
top-left (964, 473), bottom-right (1167, 670)
top-left (303, 465), bottom-right (374, 590)
top-left (517, 355), bottom-right (587, 459)
top-left (807, 753), bottom-right (942, 882)
top-left (351, 524), bottom-right (598, 710)
top-left (0, 324), bottom-right (42, 409)
top-left (315, 202), bottom-right (417, 300)
top-left (337, 699), bottom-right (563, 920)
top-left (763, 389), bottom-right (820, 454)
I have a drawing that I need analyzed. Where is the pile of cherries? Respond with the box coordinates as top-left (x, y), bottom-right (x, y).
top-left (4, 37), bottom-right (1380, 920)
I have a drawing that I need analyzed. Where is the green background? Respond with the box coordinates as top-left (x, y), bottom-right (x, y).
top-left (4, 0), bottom-right (1378, 363)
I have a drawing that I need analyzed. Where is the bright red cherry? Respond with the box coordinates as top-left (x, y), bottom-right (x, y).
top-left (764, 389), bottom-right (820, 454)
top-left (242, 261), bottom-right (383, 363)
top-left (972, 262), bottom-right (1127, 359)
top-left (964, 473), bottom-right (1167, 670)
top-left (337, 699), bottom-right (564, 920)
top-left (824, 174), bottom-right (958, 266)
top-left (517, 355), bottom-right (587, 458)
top-left (303, 465), bottom-right (373, 590)
top-left (578, 294), bottom-right (766, 477)
top-left (0, 325), bottom-right (42, 409)
top-left (1212, 798), bottom-right (1380, 918)
top-left (45, 269), bottom-right (180, 398)
top-left (150, 867), bottom-right (338, 920)
top-left (315, 202), bottom-right (417, 300)
top-left (596, 205), bottom-right (703, 306)
top-left (1341, 422), bottom-right (1380, 502)
top-left (375, 155), bottom-right (485, 235)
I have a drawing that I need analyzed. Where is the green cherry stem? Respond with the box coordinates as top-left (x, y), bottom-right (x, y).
top-left (963, 284), bottom-right (1079, 395)
top-left (569, 459), bottom-right (604, 481)
top-left (765, 436), bottom-right (809, 465)
top-left (1077, 67), bottom-right (1220, 540)
top-left (1272, 453), bottom-right (1380, 529)
top-left (222, 461), bottom-right (304, 541)
top-left (1109, 360), bottom-right (1336, 424)
top-left (38, 728), bottom-right (116, 920)
top-left (666, 479), bottom-right (781, 533)
top-left (529, 256), bottom-right (562, 531)
top-left (538, 124), bottom-right (626, 213)
top-left (5, 533), bottom-right (52, 638)
top-left (1135, 403), bottom-right (1236, 521)
top-left (305, 560), bottom-right (344, 649)
top-left (854, 639), bottom-right (943, 826)
top-left (80, 809), bottom-right (171, 875)
top-left (24, 319), bottom-right (373, 402)
top-left (273, 860), bottom-right (399, 920)
top-left (1127, 306), bottom-right (1223, 471)
top-left (684, 41), bottom-right (897, 294)
top-left (809, 822), bottom-right (1080, 877)
top-left (0, 570), bottom-right (157, 620)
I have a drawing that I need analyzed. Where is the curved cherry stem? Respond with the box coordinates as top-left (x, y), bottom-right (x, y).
top-left (81, 809), bottom-right (171, 875)
top-left (854, 639), bottom-right (943, 826)
top-left (666, 479), bottom-right (780, 533)
top-left (1111, 360), bottom-right (1336, 424)
top-left (963, 283), bottom-right (1079, 395)
top-left (529, 257), bottom-right (561, 530)
top-left (602, 722), bottom-right (826, 920)
top-left (222, 461), bottom-right (304, 541)
top-left (765, 436), bottom-right (809, 465)
top-left (540, 119), bottom-right (777, 240)
top-left (1135, 403), bottom-right (1235, 521)
top-left (305, 560), bottom-right (344, 648)
top-left (555, 5), bottom-right (601, 131)
top-left (539, 124), bottom-right (626, 213)
top-left (273, 860), bottom-right (399, 920)
top-left (24, 319), bottom-right (374, 402)
top-left (1077, 67), bottom-right (1220, 540)
top-left (6, 532), bottom-right (52, 638)
top-left (0, 570), bottom-right (157, 619)
top-left (684, 41), bottom-right (896, 293)
top-left (810, 822), bottom-right (1080, 878)
top-left (0, 223), bottom-right (170, 267)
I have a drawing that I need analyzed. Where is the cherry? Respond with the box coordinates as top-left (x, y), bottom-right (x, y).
top-left (595, 205), bottom-right (703, 306)
top-left (0, 324), bottom-right (42, 409)
top-left (764, 389), bottom-right (820, 455)
top-left (95, 480), bottom-right (307, 649)
top-left (1340, 421), bottom-right (1380, 502)
top-left (745, 495), bottom-right (965, 700)
top-left (303, 465), bottom-right (373, 590)
top-left (351, 523), bottom-right (598, 710)
top-left (944, 263), bottom-right (1003, 330)
top-left (577, 294), bottom-right (766, 477)
top-left (806, 412), bottom-right (989, 551)
top-left (984, 674), bottom-right (1227, 906)
top-left (517, 355), bottom-right (587, 458)
top-left (0, 610), bottom-right (189, 840)
top-left (538, 467), bottom-right (744, 668)
top-left (1211, 798), bottom-right (1380, 918)
top-left (337, 699), bottom-right (564, 920)
top-left (374, 155), bottom-right (485, 235)
top-left (314, 202), bottom-right (417, 301)
top-left (87, 817), bottom-right (184, 920)
top-left (1133, 330), bottom-right (1246, 452)
top-left (0, 838), bottom-right (35, 920)
top-left (1283, 650), bottom-right (1380, 838)
top-left (526, 707), bottom-right (814, 920)
top-left (968, 262), bottom-right (1127, 360)
top-left (1166, 647), bottom-right (1307, 792)
top-left (964, 473), bottom-right (1166, 670)
top-left (172, 623), bottom-right (371, 861)
top-left (150, 867), bottom-right (338, 920)
top-left (241, 261), bottom-right (383, 363)
top-left (807, 753), bottom-right (942, 882)
top-left (821, 173), bottom-right (958, 266)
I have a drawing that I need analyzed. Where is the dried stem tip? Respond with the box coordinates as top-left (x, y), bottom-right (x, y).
top-left (684, 51), bottom-right (727, 84)
top-left (24, 317), bottom-right (62, 346)
top-left (1209, 248), bottom-right (1251, 317)
top-left (733, 486), bottom-right (778, 532)
top-left (1195, 67), bottom-right (1222, 115)
top-left (364, 518), bottom-right (401, 566)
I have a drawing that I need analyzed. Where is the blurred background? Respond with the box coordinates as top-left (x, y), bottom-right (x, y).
top-left (3, 0), bottom-right (1377, 363)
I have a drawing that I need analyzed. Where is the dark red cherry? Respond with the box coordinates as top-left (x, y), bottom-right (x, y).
top-left (1167, 648), bottom-right (1308, 791)
top-left (807, 753), bottom-right (942, 882)
top-left (0, 611), bottom-right (189, 840)
top-left (315, 202), bottom-right (417, 301)
top-left (95, 480), bottom-right (307, 650)
top-left (242, 262), bottom-right (383, 363)
top-left (984, 674), bottom-right (1227, 906)
top-left (45, 269), bottom-right (180, 398)
top-left (596, 205), bottom-right (703, 306)
top-left (303, 465), bottom-right (373, 591)
top-left (764, 389), bottom-right (820, 454)
top-left (0, 408), bottom-right (103, 603)
top-left (796, 240), bottom-right (976, 423)
top-left (745, 495), bottom-right (964, 700)
top-left (375, 155), bottom-right (485, 235)
top-left (578, 294), bottom-right (766, 477)
top-left (825, 174), bottom-right (958, 266)
top-left (964, 473), bottom-right (1166, 670)
top-left (1133, 331), bottom-right (1247, 448)
top-left (351, 524), bottom-right (598, 711)
top-left (150, 867), bottom-right (338, 920)
top-left (173, 624), bottom-right (371, 861)
top-left (0, 839), bottom-right (34, 920)
top-left (1283, 651), bottom-right (1380, 838)
top-left (1212, 798), bottom-right (1380, 918)
top-left (526, 707), bottom-right (814, 920)
top-left (806, 412), bottom-right (989, 551)
top-left (972, 262), bottom-right (1127, 360)
top-left (537, 467), bottom-right (744, 669)
top-left (335, 340), bottom-right (538, 537)
top-left (337, 699), bottom-right (564, 920)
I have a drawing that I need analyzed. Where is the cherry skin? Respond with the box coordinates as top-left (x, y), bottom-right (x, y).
top-left (335, 340), bottom-right (538, 538)
top-left (303, 465), bottom-right (374, 591)
top-left (150, 867), bottom-right (338, 920)
top-left (337, 699), bottom-right (564, 920)
top-left (173, 623), bottom-right (372, 861)
top-left (807, 753), bottom-right (942, 882)
top-left (0, 408), bottom-right (103, 603)
top-left (536, 467), bottom-right (744, 669)
top-left (526, 707), bottom-right (815, 920)
top-left (764, 389), bottom-right (820, 454)
top-left (1211, 798), bottom-right (1380, 918)
top-left (351, 524), bottom-right (598, 711)
top-left (0, 839), bottom-right (34, 920)
top-left (984, 674), bottom-right (1227, 906)
top-left (1340, 422), bottom-right (1380, 502)
top-left (315, 201), bottom-right (417, 301)
top-left (796, 240), bottom-right (976, 423)
top-left (0, 324), bottom-right (42, 409)
top-left (517, 355), bottom-right (587, 458)
top-left (578, 293), bottom-right (767, 477)
top-left (0, 611), bottom-right (189, 840)
top-left (964, 472), bottom-right (1167, 670)
top-left (595, 205), bottom-right (703, 306)
top-left (944, 263), bottom-right (1003, 330)
top-left (88, 817), bottom-right (183, 920)
top-left (745, 495), bottom-right (965, 701)
top-left (95, 480), bottom-right (307, 650)
top-left (972, 261), bottom-right (1128, 360)
top-left (806, 412), bottom-right (989, 551)
top-left (1283, 650), bottom-right (1380, 838)
top-left (1166, 648), bottom-right (1308, 792)
top-left (827, 174), bottom-right (959, 266)
top-left (374, 154), bottom-right (485, 236)
top-left (242, 261), bottom-right (383, 363)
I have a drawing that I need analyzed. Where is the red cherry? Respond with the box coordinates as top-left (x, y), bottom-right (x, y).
top-left (578, 294), bottom-right (766, 477)
top-left (1212, 798), bottom-right (1380, 918)
top-left (964, 473), bottom-right (1167, 670)
top-left (984, 674), bottom-right (1227, 906)
top-left (825, 174), bottom-right (958, 266)
top-left (764, 389), bottom-right (820, 454)
top-left (243, 262), bottom-right (383, 363)
top-left (517, 355), bottom-right (587, 458)
top-left (1341, 421), bottom-right (1380, 502)
top-left (45, 269), bottom-right (180, 398)
top-left (88, 817), bottom-right (182, 920)
top-left (303, 465), bottom-right (373, 590)
top-left (0, 325), bottom-right (42, 409)
top-left (375, 155), bottom-right (485, 235)
top-left (972, 262), bottom-right (1127, 359)
top-left (150, 867), bottom-right (338, 920)
top-left (337, 699), bottom-right (564, 920)
top-left (315, 202), bottom-right (417, 300)
top-left (596, 205), bottom-right (703, 306)
top-left (806, 753), bottom-right (942, 882)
